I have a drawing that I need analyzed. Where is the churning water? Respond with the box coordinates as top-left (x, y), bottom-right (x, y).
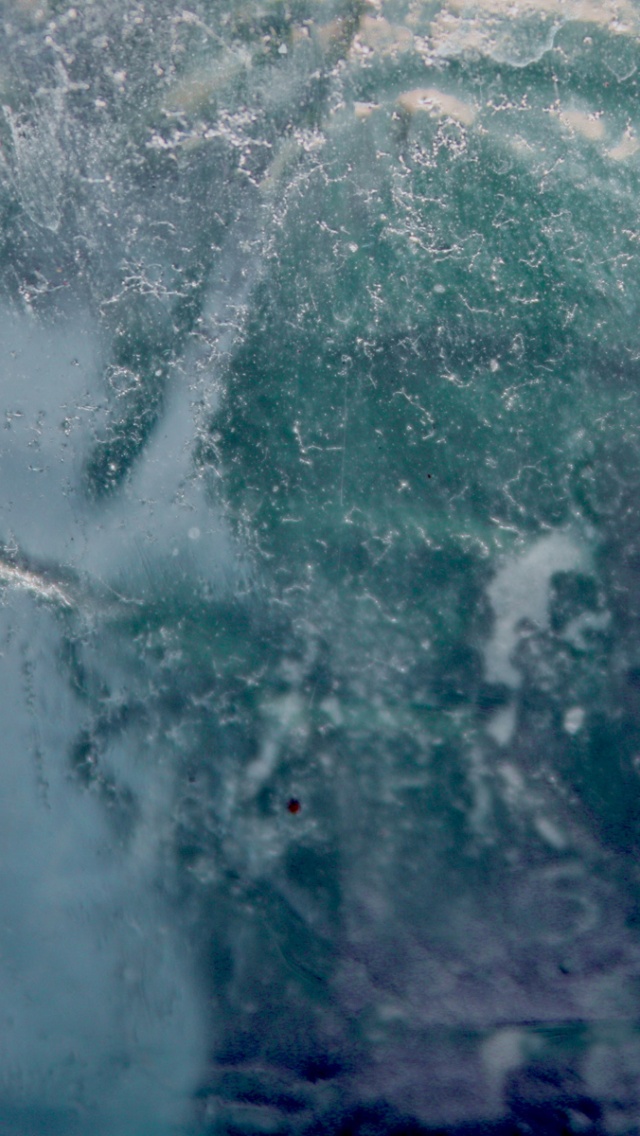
top-left (2, 0), bottom-right (640, 1132)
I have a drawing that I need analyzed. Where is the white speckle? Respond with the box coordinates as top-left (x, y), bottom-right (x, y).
top-left (486, 702), bottom-right (517, 746)
top-left (534, 815), bottom-right (566, 850)
top-left (489, 358), bottom-right (499, 372)
top-left (482, 1028), bottom-right (526, 1098)
top-left (0, 558), bottom-right (73, 608)
top-left (557, 107), bottom-right (605, 142)
top-left (188, 527), bottom-right (201, 541)
top-left (433, 283), bottom-right (446, 294)
top-left (562, 608), bottom-right (610, 649)
top-left (376, 1000), bottom-right (406, 1022)
top-left (499, 762), bottom-right (524, 798)
top-left (397, 87), bottom-right (476, 126)
top-left (564, 705), bottom-right (585, 735)
top-left (354, 101), bottom-right (378, 119)
top-left (244, 693), bottom-right (305, 793)
top-left (485, 532), bottom-right (587, 688)
top-left (608, 127), bottom-right (640, 162)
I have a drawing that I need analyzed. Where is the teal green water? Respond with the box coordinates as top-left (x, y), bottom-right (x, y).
top-left (1, 1), bottom-right (640, 1132)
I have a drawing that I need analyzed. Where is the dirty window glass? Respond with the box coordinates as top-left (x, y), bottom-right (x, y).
top-left (1, 0), bottom-right (640, 1132)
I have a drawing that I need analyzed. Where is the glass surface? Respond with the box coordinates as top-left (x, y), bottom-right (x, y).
top-left (1, 0), bottom-right (640, 1131)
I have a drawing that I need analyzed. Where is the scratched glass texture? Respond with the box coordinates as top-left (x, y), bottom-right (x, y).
top-left (1, 0), bottom-right (640, 1132)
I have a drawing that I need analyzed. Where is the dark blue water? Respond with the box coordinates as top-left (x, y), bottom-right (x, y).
top-left (1, 0), bottom-right (640, 1131)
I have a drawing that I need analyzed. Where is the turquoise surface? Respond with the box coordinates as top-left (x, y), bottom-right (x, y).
top-left (1, 0), bottom-right (640, 1131)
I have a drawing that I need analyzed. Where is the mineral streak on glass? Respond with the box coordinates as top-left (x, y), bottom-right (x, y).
top-left (1, 0), bottom-right (640, 1132)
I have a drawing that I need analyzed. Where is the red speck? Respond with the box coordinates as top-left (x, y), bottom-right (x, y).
top-left (287, 797), bottom-right (301, 814)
